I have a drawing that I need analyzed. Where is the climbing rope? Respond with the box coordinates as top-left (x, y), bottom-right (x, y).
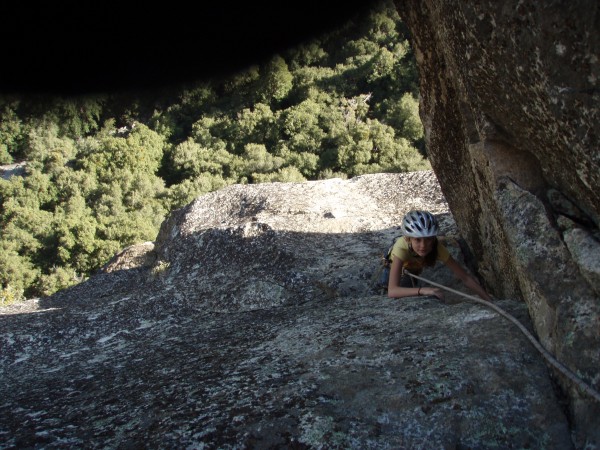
top-left (403, 269), bottom-right (600, 403)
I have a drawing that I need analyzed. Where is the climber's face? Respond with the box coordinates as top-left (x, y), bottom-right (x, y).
top-left (409, 237), bottom-right (435, 257)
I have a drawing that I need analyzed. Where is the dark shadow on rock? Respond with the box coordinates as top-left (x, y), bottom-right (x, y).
top-left (0, 225), bottom-right (574, 449)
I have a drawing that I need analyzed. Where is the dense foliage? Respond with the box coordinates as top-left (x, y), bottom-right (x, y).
top-left (0, 0), bottom-right (428, 301)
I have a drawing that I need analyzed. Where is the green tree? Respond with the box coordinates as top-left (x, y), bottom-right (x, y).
top-left (0, 99), bottom-right (23, 163)
top-left (0, 244), bottom-right (40, 295)
top-left (280, 99), bottom-right (325, 154)
top-left (92, 168), bottom-right (166, 237)
top-left (169, 138), bottom-right (235, 179)
top-left (367, 47), bottom-right (396, 83)
top-left (41, 96), bottom-right (104, 137)
top-left (336, 125), bottom-right (374, 176)
top-left (286, 40), bottom-right (328, 70)
top-left (222, 65), bottom-right (261, 97)
top-left (80, 122), bottom-right (165, 179)
top-left (364, 4), bottom-right (400, 44)
top-left (36, 265), bottom-right (81, 297)
top-left (22, 122), bottom-right (77, 175)
top-left (53, 167), bottom-right (99, 205)
top-left (317, 168), bottom-right (348, 180)
top-left (190, 116), bottom-right (229, 152)
top-left (239, 143), bottom-right (285, 180)
top-left (277, 145), bottom-right (320, 178)
top-left (257, 55), bottom-right (294, 103)
top-left (164, 173), bottom-right (230, 210)
top-left (0, 174), bottom-right (55, 296)
top-left (252, 166), bottom-right (306, 183)
top-left (227, 103), bottom-right (277, 150)
top-left (52, 195), bottom-right (99, 271)
top-left (288, 66), bottom-right (337, 103)
top-left (384, 92), bottom-right (424, 143)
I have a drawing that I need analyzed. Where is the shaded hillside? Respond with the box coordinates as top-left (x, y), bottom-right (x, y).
top-left (0, 0), bottom-right (428, 300)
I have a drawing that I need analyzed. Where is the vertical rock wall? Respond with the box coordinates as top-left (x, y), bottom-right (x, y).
top-left (394, 0), bottom-right (599, 446)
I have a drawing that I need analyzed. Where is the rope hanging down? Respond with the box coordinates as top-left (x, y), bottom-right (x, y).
top-left (403, 269), bottom-right (600, 403)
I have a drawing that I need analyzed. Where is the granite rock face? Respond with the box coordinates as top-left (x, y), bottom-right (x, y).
top-left (0, 172), bottom-right (578, 449)
top-left (395, 1), bottom-right (600, 445)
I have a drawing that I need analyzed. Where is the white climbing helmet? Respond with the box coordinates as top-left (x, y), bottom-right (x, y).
top-left (401, 210), bottom-right (439, 237)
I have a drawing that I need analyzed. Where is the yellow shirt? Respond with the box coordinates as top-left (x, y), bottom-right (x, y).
top-left (390, 237), bottom-right (450, 273)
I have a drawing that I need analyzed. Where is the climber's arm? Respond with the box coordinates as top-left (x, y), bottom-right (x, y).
top-left (444, 256), bottom-right (492, 301)
top-left (387, 256), bottom-right (442, 299)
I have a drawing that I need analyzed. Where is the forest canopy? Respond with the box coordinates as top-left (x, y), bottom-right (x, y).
top-left (0, 0), bottom-right (428, 301)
